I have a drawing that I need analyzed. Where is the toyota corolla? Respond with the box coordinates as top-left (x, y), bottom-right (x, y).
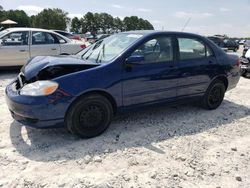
top-left (5, 31), bottom-right (241, 138)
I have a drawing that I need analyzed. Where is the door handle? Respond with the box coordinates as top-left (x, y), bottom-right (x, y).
top-left (51, 48), bottom-right (57, 50)
top-left (19, 49), bottom-right (26, 52)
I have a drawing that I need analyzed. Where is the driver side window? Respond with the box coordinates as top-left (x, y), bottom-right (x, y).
top-left (132, 37), bottom-right (173, 63)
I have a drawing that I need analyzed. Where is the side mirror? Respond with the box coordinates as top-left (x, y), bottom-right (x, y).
top-left (126, 55), bottom-right (145, 64)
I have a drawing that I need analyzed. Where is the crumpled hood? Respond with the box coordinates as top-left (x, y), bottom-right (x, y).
top-left (21, 55), bottom-right (100, 82)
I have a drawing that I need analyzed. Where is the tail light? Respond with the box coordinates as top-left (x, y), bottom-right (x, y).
top-left (236, 59), bottom-right (241, 67)
top-left (80, 44), bottom-right (86, 49)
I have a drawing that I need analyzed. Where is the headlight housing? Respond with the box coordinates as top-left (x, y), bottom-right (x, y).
top-left (20, 81), bottom-right (59, 96)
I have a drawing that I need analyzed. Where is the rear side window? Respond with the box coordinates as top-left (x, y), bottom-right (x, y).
top-left (178, 38), bottom-right (206, 60)
top-left (32, 31), bottom-right (59, 45)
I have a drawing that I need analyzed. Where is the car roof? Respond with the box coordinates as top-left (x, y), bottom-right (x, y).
top-left (53, 30), bottom-right (70, 33)
top-left (2, 27), bottom-right (71, 42)
top-left (4, 27), bottom-right (57, 32)
top-left (123, 30), bottom-right (205, 38)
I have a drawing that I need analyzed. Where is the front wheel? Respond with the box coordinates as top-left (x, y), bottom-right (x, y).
top-left (65, 94), bottom-right (113, 138)
top-left (202, 81), bottom-right (226, 110)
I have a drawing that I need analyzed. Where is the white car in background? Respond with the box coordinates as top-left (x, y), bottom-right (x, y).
top-left (0, 28), bottom-right (88, 66)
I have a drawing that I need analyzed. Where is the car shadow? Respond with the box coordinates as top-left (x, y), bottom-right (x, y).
top-left (9, 99), bottom-right (250, 162)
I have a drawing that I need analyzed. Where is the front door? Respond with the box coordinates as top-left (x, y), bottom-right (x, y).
top-left (0, 31), bottom-right (30, 66)
top-left (122, 36), bottom-right (179, 106)
top-left (30, 31), bottom-right (60, 58)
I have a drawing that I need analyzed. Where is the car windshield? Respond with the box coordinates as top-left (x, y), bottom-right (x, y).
top-left (76, 33), bottom-right (143, 63)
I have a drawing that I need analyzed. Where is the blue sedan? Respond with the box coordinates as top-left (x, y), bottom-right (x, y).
top-left (5, 31), bottom-right (241, 138)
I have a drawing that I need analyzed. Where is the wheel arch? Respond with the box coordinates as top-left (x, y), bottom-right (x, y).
top-left (210, 75), bottom-right (229, 91)
top-left (66, 89), bottom-right (118, 116)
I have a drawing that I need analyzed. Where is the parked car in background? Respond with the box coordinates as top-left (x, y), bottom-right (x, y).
top-left (207, 36), bottom-right (228, 52)
top-left (243, 40), bottom-right (250, 57)
top-left (244, 40), bottom-right (250, 49)
top-left (223, 39), bottom-right (239, 52)
top-left (241, 48), bottom-right (250, 78)
top-left (208, 36), bottom-right (239, 52)
top-left (239, 40), bottom-right (246, 45)
top-left (5, 31), bottom-right (241, 138)
top-left (53, 30), bottom-right (81, 41)
top-left (0, 28), bottom-right (87, 66)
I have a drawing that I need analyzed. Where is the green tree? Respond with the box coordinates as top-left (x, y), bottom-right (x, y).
top-left (0, 5), bottom-right (3, 11)
top-left (4, 10), bottom-right (30, 27)
top-left (113, 17), bottom-right (124, 32)
top-left (81, 12), bottom-right (99, 36)
top-left (123, 16), bottom-right (138, 31)
top-left (0, 9), bottom-right (5, 23)
top-left (32, 8), bottom-right (69, 30)
top-left (70, 17), bottom-right (81, 33)
top-left (98, 13), bottom-right (114, 33)
top-left (123, 16), bottom-right (154, 31)
top-left (80, 17), bottom-right (88, 34)
top-left (138, 18), bottom-right (154, 30)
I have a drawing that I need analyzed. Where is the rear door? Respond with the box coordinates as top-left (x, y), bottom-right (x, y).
top-left (30, 31), bottom-right (60, 57)
top-left (0, 31), bottom-right (30, 66)
top-left (176, 36), bottom-right (217, 97)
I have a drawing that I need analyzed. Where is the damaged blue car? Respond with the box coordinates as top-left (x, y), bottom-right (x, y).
top-left (5, 31), bottom-right (241, 138)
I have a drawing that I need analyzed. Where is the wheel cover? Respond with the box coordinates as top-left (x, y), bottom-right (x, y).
top-left (79, 104), bottom-right (105, 130)
top-left (208, 86), bottom-right (222, 105)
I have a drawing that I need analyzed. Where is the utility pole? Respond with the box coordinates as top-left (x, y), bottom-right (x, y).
top-left (181, 17), bottom-right (191, 32)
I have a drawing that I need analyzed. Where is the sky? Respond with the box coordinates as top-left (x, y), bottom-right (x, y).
top-left (1, 0), bottom-right (250, 37)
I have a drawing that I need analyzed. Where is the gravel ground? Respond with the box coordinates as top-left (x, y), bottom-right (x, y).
top-left (0, 49), bottom-right (250, 188)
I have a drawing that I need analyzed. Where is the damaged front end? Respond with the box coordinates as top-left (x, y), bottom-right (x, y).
top-left (16, 55), bottom-right (100, 89)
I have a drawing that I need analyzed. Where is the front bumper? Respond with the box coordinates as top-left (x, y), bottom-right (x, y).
top-left (5, 80), bottom-right (72, 128)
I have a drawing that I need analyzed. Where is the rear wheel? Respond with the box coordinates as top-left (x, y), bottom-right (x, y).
top-left (202, 80), bottom-right (226, 110)
top-left (65, 94), bottom-right (113, 138)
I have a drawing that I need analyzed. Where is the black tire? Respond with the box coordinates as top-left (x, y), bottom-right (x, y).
top-left (65, 94), bottom-right (113, 138)
top-left (202, 80), bottom-right (226, 110)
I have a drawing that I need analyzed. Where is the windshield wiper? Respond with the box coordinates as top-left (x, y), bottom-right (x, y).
top-left (96, 44), bottom-right (105, 63)
top-left (82, 40), bottom-right (103, 61)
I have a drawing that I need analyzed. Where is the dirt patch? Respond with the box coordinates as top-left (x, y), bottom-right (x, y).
top-left (0, 63), bottom-right (250, 187)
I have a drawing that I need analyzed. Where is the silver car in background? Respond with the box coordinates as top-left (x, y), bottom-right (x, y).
top-left (0, 28), bottom-right (88, 66)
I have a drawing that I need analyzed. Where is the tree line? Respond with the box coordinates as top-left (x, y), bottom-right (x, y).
top-left (0, 6), bottom-right (154, 35)
top-left (71, 12), bottom-right (154, 35)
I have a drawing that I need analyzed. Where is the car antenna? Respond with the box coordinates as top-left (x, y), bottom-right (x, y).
top-left (181, 17), bottom-right (191, 32)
